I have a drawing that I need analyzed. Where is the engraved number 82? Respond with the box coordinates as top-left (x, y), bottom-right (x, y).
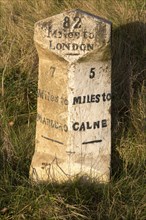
top-left (63, 16), bottom-right (81, 29)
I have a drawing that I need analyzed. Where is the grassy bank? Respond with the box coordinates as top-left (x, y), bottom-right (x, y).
top-left (0, 0), bottom-right (146, 219)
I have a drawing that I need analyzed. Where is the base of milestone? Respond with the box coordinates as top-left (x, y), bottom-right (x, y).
top-left (30, 152), bottom-right (110, 183)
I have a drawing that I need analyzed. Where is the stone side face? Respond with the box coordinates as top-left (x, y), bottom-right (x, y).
top-left (30, 9), bottom-right (111, 182)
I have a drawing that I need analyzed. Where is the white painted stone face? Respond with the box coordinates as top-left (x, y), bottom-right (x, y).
top-left (30, 9), bottom-right (111, 182)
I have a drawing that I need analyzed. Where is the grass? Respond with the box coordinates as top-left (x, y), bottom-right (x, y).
top-left (0, 0), bottom-right (146, 219)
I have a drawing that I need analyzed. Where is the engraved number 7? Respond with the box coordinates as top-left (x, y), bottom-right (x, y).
top-left (50, 66), bottom-right (55, 77)
top-left (89, 68), bottom-right (95, 79)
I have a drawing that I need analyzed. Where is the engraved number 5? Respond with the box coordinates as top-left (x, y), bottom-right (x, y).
top-left (89, 68), bottom-right (95, 79)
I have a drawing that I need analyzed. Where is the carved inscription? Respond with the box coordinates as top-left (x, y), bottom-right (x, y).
top-left (37, 113), bottom-right (68, 132)
top-left (73, 93), bottom-right (111, 105)
top-left (38, 88), bottom-right (111, 105)
top-left (49, 41), bottom-right (94, 52)
top-left (72, 119), bottom-right (107, 131)
top-left (42, 13), bottom-right (108, 58)
top-left (38, 89), bottom-right (68, 105)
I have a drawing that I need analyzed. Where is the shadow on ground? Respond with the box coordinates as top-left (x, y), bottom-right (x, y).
top-left (111, 21), bottom-right (146, 177)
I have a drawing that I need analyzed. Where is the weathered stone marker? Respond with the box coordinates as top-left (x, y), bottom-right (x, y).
top-left (30, 9), bottom-right (111, 182)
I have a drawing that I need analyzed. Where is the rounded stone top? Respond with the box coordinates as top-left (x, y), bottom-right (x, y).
top-left (34, 9), bottom-right (111, 63)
